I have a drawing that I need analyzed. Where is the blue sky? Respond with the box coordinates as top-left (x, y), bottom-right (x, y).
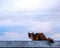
top-left (0, 0), bottom-right (60, 40)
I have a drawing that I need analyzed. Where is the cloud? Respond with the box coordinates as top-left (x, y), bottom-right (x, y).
top-left (22, 20), bottom-right (53, 32)
top-left (52, 33), bottom-right (60, 40)
top-left (0, 16), bottom-right (53, 32)
top-left (0, 31), bottom-right (29, 41)
top-left (0, 0), bottom-right (60, 11)
top-left (0, 11), bottom-right (59, 33)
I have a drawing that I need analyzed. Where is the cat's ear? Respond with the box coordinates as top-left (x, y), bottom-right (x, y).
top-left (32, 32), bottom-right (34, 33)
top-left (28, 32), bottom-right (30, 34)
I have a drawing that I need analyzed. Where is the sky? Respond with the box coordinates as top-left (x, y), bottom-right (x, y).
top-left (0, 0), bottom-right (60, 41)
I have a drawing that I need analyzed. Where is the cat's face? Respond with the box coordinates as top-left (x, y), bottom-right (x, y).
top-left (28, 32), bottom-right (34, 39)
